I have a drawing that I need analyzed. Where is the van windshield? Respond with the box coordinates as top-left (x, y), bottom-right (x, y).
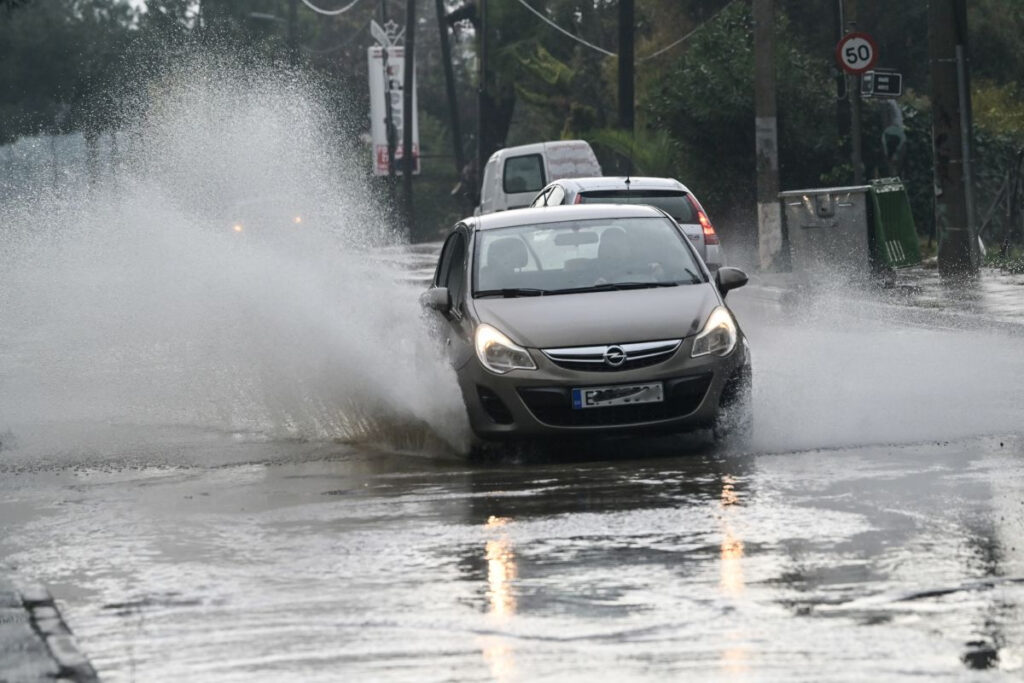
top-left (577, 190), bottom-right (697, 224)
top-left (474, 216), bottom-right (705, 297)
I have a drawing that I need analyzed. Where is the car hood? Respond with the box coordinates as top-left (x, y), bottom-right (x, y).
top-left (471, 285), bottom-right (719, 348)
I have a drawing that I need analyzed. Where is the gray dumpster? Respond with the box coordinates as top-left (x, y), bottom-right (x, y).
top-left (780, 185), bottom-right (873, 279)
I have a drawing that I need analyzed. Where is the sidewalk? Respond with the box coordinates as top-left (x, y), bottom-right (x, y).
top-left (0, 570), bottom-right (98, 683)
top-left (742, 265), bottom-right (1024, 333)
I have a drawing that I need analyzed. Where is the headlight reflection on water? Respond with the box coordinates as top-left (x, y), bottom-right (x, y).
top-left (719, 475), bottom-right (750, 674)
top-left (479, 515), bottom-right (519, 682)
top-left (484, 515), bottom-right (517, 618)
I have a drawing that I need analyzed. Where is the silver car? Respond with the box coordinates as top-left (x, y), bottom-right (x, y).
top-left (528, 176), bottom-right (724, 269)
top-left (421, 204), bottom-right (751, 442)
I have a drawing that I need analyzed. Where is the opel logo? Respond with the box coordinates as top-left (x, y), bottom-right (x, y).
top-left (603, 345), bottom-right (627, 367)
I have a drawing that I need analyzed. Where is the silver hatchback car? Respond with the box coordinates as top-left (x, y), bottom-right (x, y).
top-left (528, 176), bottom-right (724, 269)
top-left (421, 204), bottom-right (751, 442)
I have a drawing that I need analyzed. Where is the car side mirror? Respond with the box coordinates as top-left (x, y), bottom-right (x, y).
top-left (715, 267), bottom-right (748, 296)
top-left (420, 287), bottom-right (451, 313)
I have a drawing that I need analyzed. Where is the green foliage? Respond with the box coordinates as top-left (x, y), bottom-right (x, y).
top-left (588, 127), bottom-right (680, 178)
top-left (0, 0), bottom-right (136, 143)
top-left (644, 2), bottom-right (835, 214)
top-left (970, 0), bottom-right (1024, 86)
top-left (984, 250), bottom-right (1024, 274)
top-left (6, 0), bottom-right (1024, 247)
top-left (973, 81), bottom-right (1024, 142)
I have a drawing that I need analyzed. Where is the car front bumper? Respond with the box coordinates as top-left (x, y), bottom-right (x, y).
top-left (457, 335), bottom-right (750, 440)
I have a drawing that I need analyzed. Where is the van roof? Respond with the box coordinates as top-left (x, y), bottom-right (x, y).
top-left (465, 203), bottom-right (667, 231)
top-left (486, 140), bottom-right (595, 162)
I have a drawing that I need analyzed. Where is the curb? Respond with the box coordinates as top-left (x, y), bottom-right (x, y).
top-left (15, 582), bottom-right (99, 683)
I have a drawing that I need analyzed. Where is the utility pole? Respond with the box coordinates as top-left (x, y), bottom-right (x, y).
top-left (833, 0), bottom-right (850, 164)
top-left (844, 0), bottom-right (864, 184)
top-left (753, 0), bottom-right (782, 270)
top-left (618, 0), bottom-right (634, 136)
top-left (930, 0), bottom-right (979, 276)
top-left (435, 0), bottom-right (465, 178)
top-left (380, 0), bottom-right (397, 204)
top-left (477, 0), bottom-right (488, 199)
top-left (402, 0), bottom-right (416, 235)
top-left (287, 0), bottom-right (299, 65)
top-left (850, 67), bottom-right (864, 183)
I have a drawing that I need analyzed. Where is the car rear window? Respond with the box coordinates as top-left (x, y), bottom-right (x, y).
top-left (578, 190), bottom-right (697, 224)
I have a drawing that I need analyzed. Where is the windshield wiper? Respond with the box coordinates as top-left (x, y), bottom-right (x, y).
top-left (682, 268), bottom-right (705, 284)
top-left (475, 287), bottom-right (550, 298)
top-left (551, 281), bottom-right (681, 295)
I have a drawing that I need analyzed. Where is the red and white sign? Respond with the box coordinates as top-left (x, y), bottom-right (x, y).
top-left (835, 32), bottom-right (878, 75)
top-left (368, 45), bottom-right (419, 176)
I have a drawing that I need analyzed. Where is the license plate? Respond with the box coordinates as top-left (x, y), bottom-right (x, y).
top-left (572, 382), bottom-right (664, 409)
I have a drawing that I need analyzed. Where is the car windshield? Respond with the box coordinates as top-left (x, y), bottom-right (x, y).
top-left (473, 217), bottom-right (705, 297)
top-left (577, 190), bottom-right (697, 224)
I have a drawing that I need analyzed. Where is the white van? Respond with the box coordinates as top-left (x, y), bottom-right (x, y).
top-left (475, 140), bottom-right (602, 215)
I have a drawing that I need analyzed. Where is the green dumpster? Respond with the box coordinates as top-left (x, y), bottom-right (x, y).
top-left (869, 177), bottom-right (921, 269)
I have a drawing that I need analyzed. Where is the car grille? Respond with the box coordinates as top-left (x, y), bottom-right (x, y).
top-left (517, 373), bottom-right (712, 427)
top-left (542, 339), bottom-right (682, 372)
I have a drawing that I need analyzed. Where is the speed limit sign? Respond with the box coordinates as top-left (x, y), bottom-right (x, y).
top-left (835, 32), bottom-right (878, 74)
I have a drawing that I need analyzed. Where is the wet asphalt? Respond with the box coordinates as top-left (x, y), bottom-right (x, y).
top-left (1, 432), bottom-right (1023, 681)
top-left (1, 291), bottom-right (1023, 681)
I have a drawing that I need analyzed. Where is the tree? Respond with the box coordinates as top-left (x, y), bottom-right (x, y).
top-left (0, 0), bottom-right (135, 145)
top-left (646, 3), bottom-right (835, 225)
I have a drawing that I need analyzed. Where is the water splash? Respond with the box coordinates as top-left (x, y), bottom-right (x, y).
top-left (732, 279), bottom-right (1024, 454)
top-left (0, 52), bottom-right (468, 454)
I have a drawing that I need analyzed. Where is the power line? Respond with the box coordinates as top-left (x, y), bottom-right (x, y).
top-left (637, 0), bottom-right (738, 61)
top-left (512, 0), bottom-right (615, 57)
top-left (299, 0), bottom-right (365, 17)
top-left (301, 27), bottom-right (366, 54)
top-left (510, 0), bottom-right (738, 63)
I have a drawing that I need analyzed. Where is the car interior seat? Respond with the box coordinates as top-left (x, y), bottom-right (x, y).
top-left (481, 237), bottom-right (529, 290)
top-left (598, 226), bottom-right (632, 263)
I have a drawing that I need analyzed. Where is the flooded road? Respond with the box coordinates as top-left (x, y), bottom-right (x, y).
top-left (2, 428), bottom-right (1023, 681)
top-left (3, 275), bottom-right (1024, 681)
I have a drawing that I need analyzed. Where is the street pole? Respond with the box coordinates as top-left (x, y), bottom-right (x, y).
top-left (380, 0), bottom-right (397, 206)
top-left (833, 0), bottom-right (849, 162)
top-left (845, 0), bottom-right (864, 184)
top-left (850, 69), bottom-right (864, 183)
top-left (753, 0), bottom-right (782, 271)
top-left (477, 0), bottom-right (487, 199)
top-left (287, 0), bottom-right (298, 65)
top-left (617, 0), bottom-right (634, 137)
top-left (930, 0), bottom-right (979, 276)
top-left (402, 0), bottom-right (416, 236)
top-left (435, 0), bottom-right (465, 178)
top-left (956, 44), bottom-right (977, 248)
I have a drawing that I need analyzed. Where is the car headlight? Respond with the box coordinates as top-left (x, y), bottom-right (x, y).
top-left (691, 306), bottom-right (738, 357)
top-left (475, 324), bottom-right (537, 374)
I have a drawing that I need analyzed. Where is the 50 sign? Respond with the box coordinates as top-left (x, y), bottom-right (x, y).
top-left (835, 32), bottom-right (878, 75)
